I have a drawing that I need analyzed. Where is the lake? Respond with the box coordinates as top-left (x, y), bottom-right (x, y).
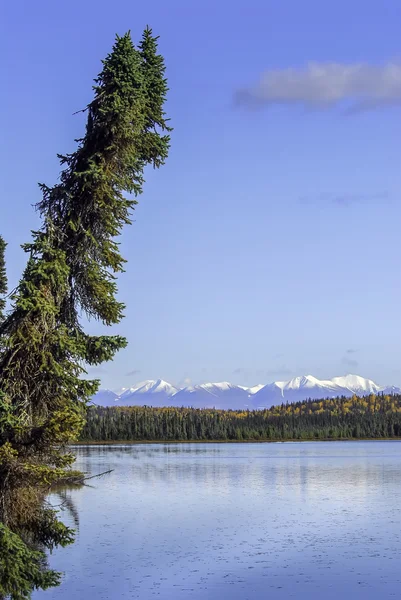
top-left (34, 441), bottom-right (401, 599)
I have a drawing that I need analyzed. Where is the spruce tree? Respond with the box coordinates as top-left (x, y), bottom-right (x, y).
top-left (36, 28), bottom-right (170, 330)
top-left (0, 236), bottom-right (6, 324)
top-left (0, 29), bottom-right (170, 599)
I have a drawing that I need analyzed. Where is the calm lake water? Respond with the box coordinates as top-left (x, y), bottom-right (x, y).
top-left (34, 441), bottom-right (401, 599)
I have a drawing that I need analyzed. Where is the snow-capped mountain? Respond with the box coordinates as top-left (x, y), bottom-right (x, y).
top-left (240, 384), bottom-right (265, 395)
top-left (171, 382), bottom-right (250, 410)
top-left (252, 375), bottom-right (381, 408)
top-left (118, 379), bottom-right (179, 406)
top-left (92, 374), bottom-right (401, 410)
top-left (331, 374), bottom-right (379, 394)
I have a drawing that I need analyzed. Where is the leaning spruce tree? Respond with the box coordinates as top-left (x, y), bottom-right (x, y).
top-left (0, 29), bottom-right (170, 599)
top-left (0, 236), bottom-right (6, 326)
top-left (0, 237), bottom-right (6, 362)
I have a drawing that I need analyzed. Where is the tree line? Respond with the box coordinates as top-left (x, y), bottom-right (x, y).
top-left (0, 30), bottom-right (170, 599)
top-left (81, 394), bottom-right (401, 442)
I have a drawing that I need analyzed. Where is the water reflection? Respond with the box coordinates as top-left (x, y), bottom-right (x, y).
top-left (50, 487), bottom-right (81, 531)
top-left (35, 442), bottom-right (401, 600)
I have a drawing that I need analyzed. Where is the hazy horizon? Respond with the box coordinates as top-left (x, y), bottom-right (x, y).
top-left (100, 372), bottom-right (394, 394)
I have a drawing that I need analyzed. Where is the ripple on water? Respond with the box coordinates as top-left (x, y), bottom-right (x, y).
top-left (33, 441), bottom-right (401, 600)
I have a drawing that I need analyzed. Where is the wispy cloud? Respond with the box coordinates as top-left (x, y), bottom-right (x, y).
top-left (125, 369), bottom-right (141, 377)
top-left (235, 62), bottom-right (401, 112)
top-left (300, 191), bottom-right (389, 207)
top-left (342, 348), bottom-right (359, 369)
top-left (342, 356), bottom-right (359, 369)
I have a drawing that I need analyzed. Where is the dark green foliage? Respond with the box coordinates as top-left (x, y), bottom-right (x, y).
top-left (0, 236), bottom-right (7, 325)
top-left (138, 27), bottom-right (172, 168)
top-left (0, 524), bottom-right (61, 600)
top-left (36, 30), bottom-right (170, 330)
top-left (0, 29), bottom-right (170, 598)
top-left (81, 394), bottom-right (401, 442)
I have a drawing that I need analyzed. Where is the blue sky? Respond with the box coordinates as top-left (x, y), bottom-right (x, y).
top-left (1, 0), bottom-right (401, 389)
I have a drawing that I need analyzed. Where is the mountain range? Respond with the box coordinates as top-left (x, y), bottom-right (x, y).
top-left (92, 374), bottom-right (401, 411)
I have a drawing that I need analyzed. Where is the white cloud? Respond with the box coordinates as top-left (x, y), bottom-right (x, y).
top-left (236, 62), bottom-right (401, 111)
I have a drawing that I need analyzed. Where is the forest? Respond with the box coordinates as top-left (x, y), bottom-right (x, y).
top-left (81, 393), bottom-right (401, 442)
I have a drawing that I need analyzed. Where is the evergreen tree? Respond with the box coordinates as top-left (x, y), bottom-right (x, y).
top-left (36, 28), bottom-right (170, 330)
top-left (0, 236), bottom-right (6, 324)
top-left (0, 30), bottom-right (170, 598)
top-left (80, 393), bottom-right (401, 443)
top-left (138, 26), bottom-right (172, 168)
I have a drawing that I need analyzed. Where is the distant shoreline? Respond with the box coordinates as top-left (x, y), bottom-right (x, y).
top-left (73, 437), bottom-right (401, 446)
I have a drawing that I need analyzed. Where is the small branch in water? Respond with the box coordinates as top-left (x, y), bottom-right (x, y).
top-left (53, 469), bottom-right (114, 487)
top-left (82, 469), bottom-right (114, 482)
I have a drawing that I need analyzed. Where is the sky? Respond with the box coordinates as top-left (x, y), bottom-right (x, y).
top-left (1, 0), bottom-right (401, 390)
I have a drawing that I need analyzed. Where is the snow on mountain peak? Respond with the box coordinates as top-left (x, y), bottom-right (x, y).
top-left (119, 382), bottom-right (149, 399)
top-left (283, 375), bottom-right (321, 390)
top-left (331, 374), bottom-right (379, 393)
top-left (134, 379), bottom-right (178, 395)
top-left (246, 384), bottom-right (265, 395)
top-left (117, 379), bottom-right (179, 405)
top-left (201, 382), bottom-right (236, 391)
top-left (93, 374), bottom-right (401, 410)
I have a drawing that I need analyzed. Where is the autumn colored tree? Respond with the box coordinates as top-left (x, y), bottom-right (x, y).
top-left (81, 393), bottom-right (401, 443)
